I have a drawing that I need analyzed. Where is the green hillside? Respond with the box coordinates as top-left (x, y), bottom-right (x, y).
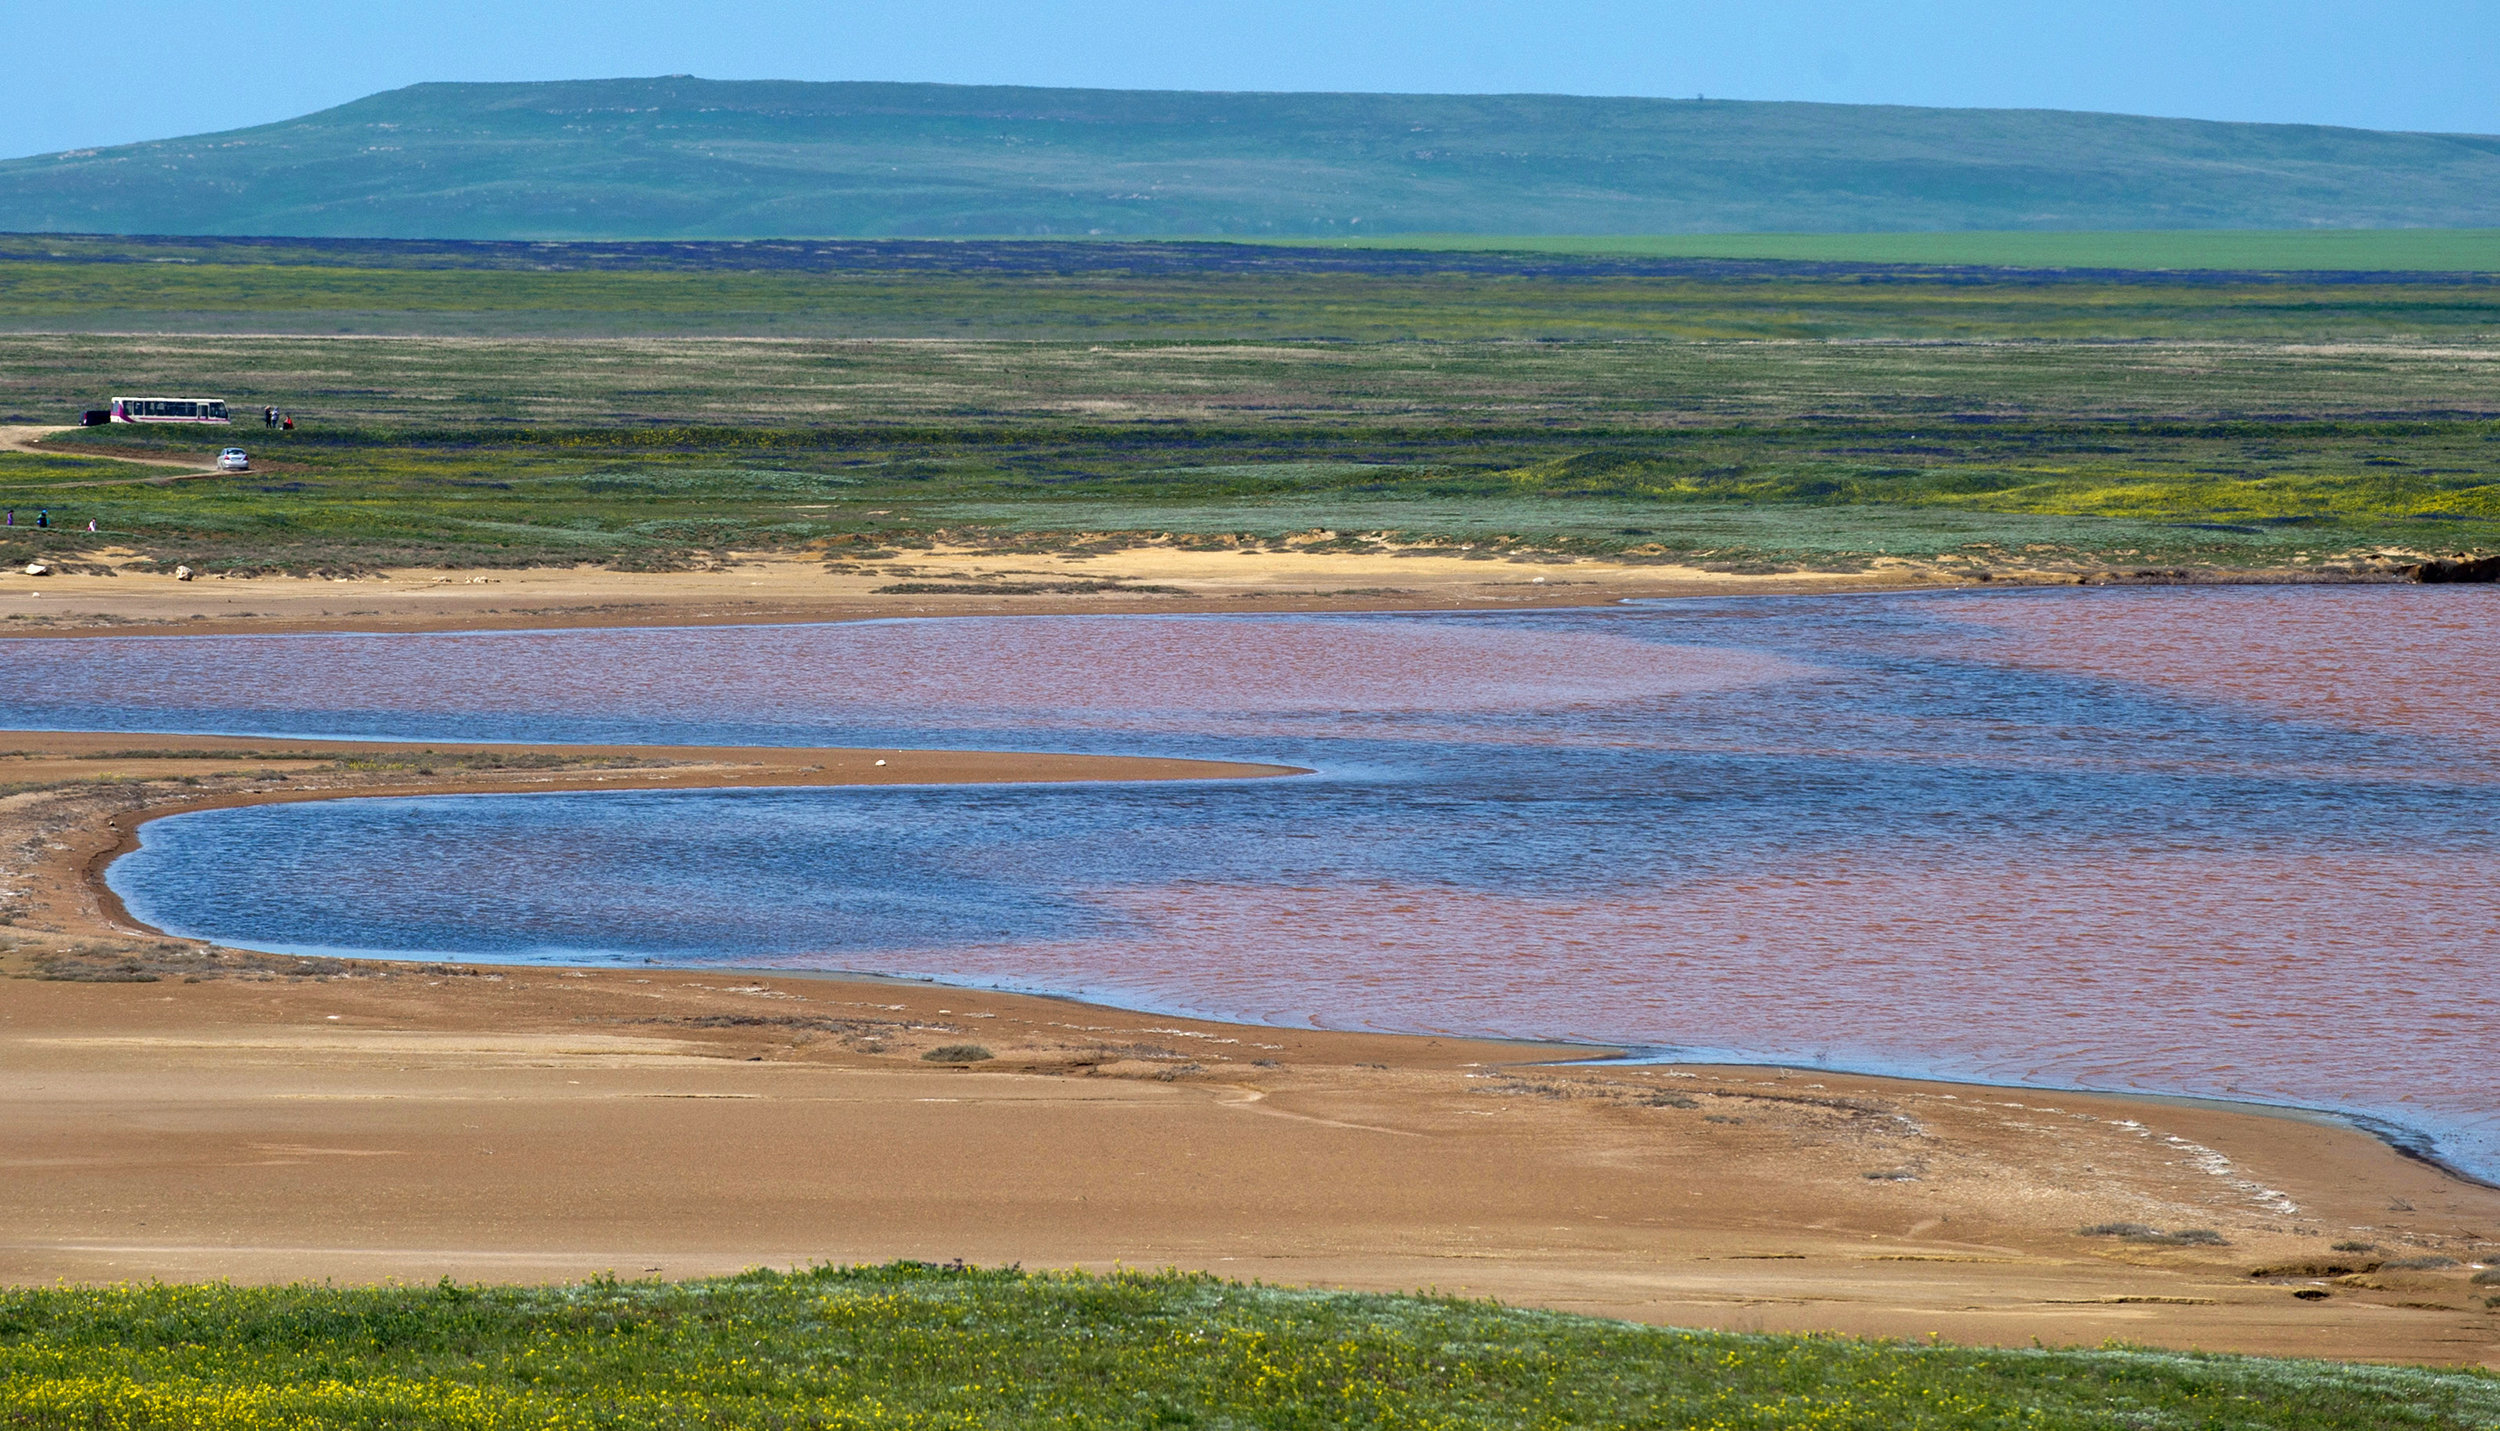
top-left (6, 77), bottom-right (2500, 239)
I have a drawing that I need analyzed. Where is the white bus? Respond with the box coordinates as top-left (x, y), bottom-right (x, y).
top-left (110, 397), bottom-right (230, 424)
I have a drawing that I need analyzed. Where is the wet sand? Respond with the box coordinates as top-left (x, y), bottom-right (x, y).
top-left (6, 962), bottom-right (2498, 1366)
top-left (2, 733), bottom-right (2496, 1365)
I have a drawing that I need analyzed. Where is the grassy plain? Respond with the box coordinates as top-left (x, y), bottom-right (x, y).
top-left (7, 1264), bottom-right (2497, 1430)
top-left (0, 237), bottom-right (2492, 577)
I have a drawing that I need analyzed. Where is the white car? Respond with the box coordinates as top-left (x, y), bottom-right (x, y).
top-left (217, 448), bottom-right (250, 472)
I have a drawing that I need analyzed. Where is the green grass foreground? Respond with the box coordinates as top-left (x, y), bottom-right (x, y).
top-left (2, 1265), bottom-right (2494, 1430)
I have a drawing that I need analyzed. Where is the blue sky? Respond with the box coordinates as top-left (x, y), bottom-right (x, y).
top-left (4, 0), bottom-right (2494, 159)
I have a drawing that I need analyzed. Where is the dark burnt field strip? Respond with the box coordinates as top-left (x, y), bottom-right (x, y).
top-left (15, 231), bottom-right (2500, 282)
top-left (6, 334), bottom-right (2498, 429)
top-left (5, 234), bottom-right (2500, 339)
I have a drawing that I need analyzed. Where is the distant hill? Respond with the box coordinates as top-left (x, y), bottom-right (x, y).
top-left (5, 78), bottom-right (2500, 240)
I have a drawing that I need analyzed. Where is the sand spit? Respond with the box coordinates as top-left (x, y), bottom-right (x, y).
top-left (0, 549), bottom-right (1940, 637)
top-left (0, 541), bottom-right (2432, 640)
top-left (0, 732), bottom-right (1295, 942)
top-left (0, 735), bottom-right (2495, 1365)
top-left (0, 731), bottom-right (1291, 950)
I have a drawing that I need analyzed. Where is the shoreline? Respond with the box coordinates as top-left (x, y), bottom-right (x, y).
top-left (70, 732), bottom-right (2493, 1194)
top-left (30, 732), bottom-right (1302, 942)
top-left (65, 731), bottom-right (2497, 1197)
top-left (292, 951), bottom-right (2500, 1201)
top-left (1604, 1053), bottom-right (2500, 1197)
top-left (0, 544), bottom-right (2456, 641)
top-left (48, 724), bottom-right (2500, 1200)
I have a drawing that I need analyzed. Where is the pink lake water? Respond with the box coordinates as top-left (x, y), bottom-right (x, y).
top-left (32, 584), bottom-right (2497, 1181)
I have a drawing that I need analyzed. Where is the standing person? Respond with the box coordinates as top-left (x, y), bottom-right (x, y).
top-left (264, 406), bottom-right (276, 428)
top-left (5, 509), bottom-right (13, 527)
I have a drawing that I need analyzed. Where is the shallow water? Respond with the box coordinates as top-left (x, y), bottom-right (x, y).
top-left (20, 586), bottom-right (2497, 1179)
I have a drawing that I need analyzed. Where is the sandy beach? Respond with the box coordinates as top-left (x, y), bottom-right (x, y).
top-left (0, 545), bottom-right (2107, 638)
top-left (1, 724), bottom-right (2495, 1366)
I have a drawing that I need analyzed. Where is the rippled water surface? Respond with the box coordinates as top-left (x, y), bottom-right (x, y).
top-left (20, 586), bottom-right (2497, 1177)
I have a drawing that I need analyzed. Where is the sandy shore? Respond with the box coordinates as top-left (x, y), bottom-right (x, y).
top-left (7, 961), bottom-right (2498, 1367)
top-left (2, 733), bottom-right (2495, 1365)
top-left (2, 545), bottom-right (2433, 638)
top-left (0, 545), bottom-right (2069, 637)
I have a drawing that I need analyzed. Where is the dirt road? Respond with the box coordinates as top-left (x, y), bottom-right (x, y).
top-left (0, 424), bottom-right (222, 481)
